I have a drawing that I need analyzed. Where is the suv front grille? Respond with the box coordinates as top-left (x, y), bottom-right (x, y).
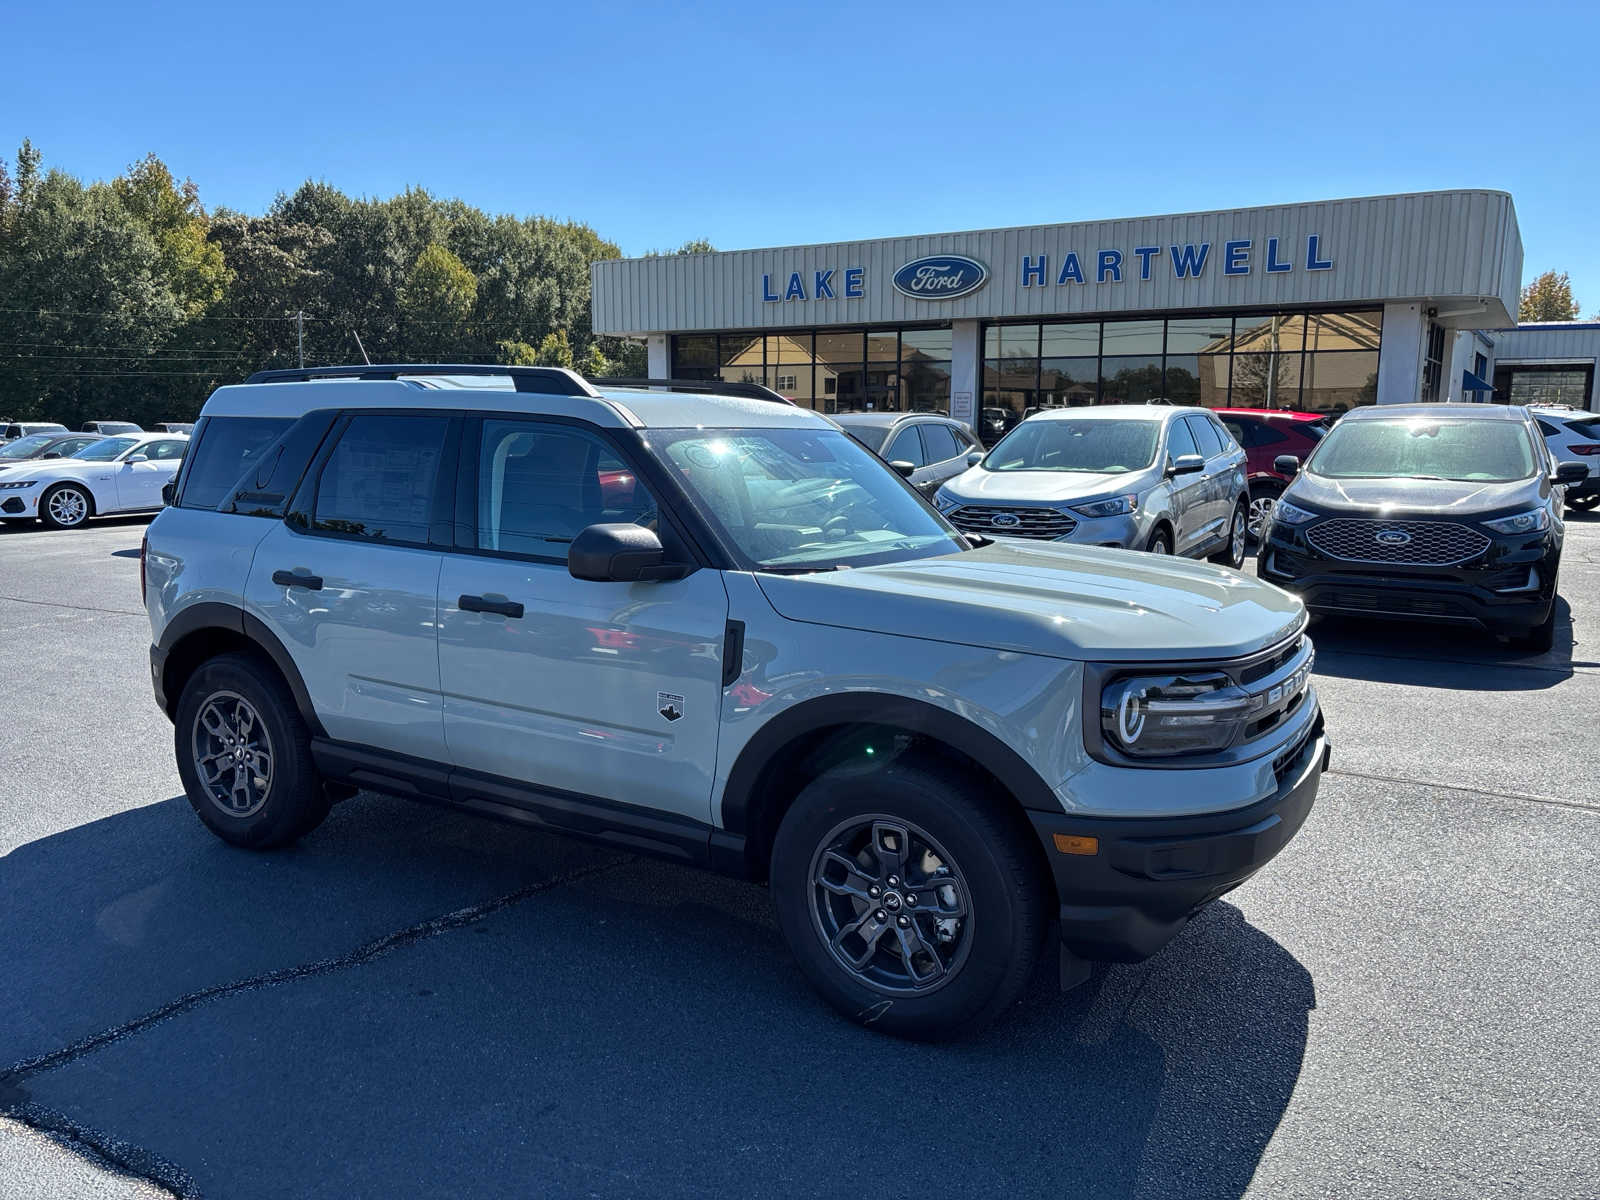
top-left (1305, 519), bottom-right (1489, 566)
top-left (948, 505), bottom-right (1077, 540)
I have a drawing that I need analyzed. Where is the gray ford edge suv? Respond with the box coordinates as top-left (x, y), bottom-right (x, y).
top-left (933, 405), bottom-right (1250, 566)
top-left (144, 365), bottom-right (1326, 1038)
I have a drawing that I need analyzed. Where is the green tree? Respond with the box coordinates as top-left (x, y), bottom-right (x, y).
top-left (535, 329), bottom-right (573, 367)
top-left (400, 242), bottom-right (477, 359)
top-left (1519, 270), bottom-right (1579, 322)
top-left (496, 339), bottom-right (538, 365)
top-left (582, 342), bottom-right (611, 378)
top-left (112, 154), bottom-right (228, 319)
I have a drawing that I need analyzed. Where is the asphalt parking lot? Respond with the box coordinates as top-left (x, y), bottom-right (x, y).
top-left (1, 514), bottom-right (1596, 1199)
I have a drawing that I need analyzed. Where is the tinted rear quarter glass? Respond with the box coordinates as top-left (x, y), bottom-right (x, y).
top-left (223, 413), bottom-right (338, 518)
top-left (179, 417), bottom-right (294, 509)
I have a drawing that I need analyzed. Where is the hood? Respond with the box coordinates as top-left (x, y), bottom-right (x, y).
top-left (1286, 471), bottom-right (1540, 517)
top-left (940, 466), bottom-right (1150, 505)
top-left (755, 542), bottom-right (1304, 663)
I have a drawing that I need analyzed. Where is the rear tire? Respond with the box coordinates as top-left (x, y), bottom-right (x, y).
top-left (174, 652), bottom-right (330, 848)
top-left (1566, 493), bottom-right (1599, 512)
top-left (39, 483), bottom-right (92, 530)
top-left (770, 759), bottom-right (1048, 1040)
top-left (1209, 499), bottom-right (1249, 568)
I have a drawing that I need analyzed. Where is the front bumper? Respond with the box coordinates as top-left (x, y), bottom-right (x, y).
top-left (1257, 527), bottom-right (1558, 632)
top-left (0, 489), bottom-right (39, 517)
top-left (1027, 718), bottom-right (1326, 962)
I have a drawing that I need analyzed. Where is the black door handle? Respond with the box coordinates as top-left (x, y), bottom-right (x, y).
top-left (459, 593), bottom-right (524, 619)
top-left (272, 569), bottom-right (323, 590)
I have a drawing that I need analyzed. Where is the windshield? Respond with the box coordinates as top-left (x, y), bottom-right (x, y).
top-left (658, 427), bottom-right (966, 571)
top-left (984, 418), bottom-right (1160, 473)
top-left (74, 436), bottom-right (140, 462)
top-left (0, 434), bottom-right (55, 459)
top-left (1308, 418), bottom-right (1536, 482)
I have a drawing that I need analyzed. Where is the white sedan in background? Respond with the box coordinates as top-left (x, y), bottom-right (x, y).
top-left (0, 433), bottom-right (189, 529)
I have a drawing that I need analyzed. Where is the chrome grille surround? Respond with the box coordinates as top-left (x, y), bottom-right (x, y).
top-left (947, 504), bottom-right (1077, 540)
top-left (1305, 518), bottom-right (1490, 567)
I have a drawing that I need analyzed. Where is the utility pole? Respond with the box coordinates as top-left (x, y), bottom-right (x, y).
top-left (296, 310), bottom-right (305, 368)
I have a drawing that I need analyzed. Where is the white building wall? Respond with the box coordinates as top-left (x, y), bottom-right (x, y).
top-left (1376, 303), bottom-right (1426, 404)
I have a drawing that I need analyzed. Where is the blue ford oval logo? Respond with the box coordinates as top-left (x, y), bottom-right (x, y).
top-left (990, 512), bottom-right (1021, 529)
top-left (892, 254), bottom-right (989, 301)
top-left (1375, 529), bottom-right (1411, 546)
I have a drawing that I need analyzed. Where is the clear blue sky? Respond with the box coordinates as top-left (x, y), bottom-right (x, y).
top-left (4, 0), bottom-right (1595, 310)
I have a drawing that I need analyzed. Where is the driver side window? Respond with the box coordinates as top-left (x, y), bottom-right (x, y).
top-left (477, 420), bottom-right (657, 561)
top-left (884, 427), bottom-right (926, 467)
top-left (1166, 417), bottom-right (1199, 465)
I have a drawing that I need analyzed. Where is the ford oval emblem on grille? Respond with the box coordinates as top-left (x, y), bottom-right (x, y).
top-left (1374, 529), bottom-right (1412, 547)
top-left (892, 254), bottom-right (989, 301)
top-left (990, 512), bottom-right (1022, 529)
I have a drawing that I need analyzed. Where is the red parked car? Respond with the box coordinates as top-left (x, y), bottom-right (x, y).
top-left (1213, 409), bottom-right (1331, 542)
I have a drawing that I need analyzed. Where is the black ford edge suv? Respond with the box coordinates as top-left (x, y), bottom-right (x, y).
top-left (1257, 403), bottom-right (1584, 652)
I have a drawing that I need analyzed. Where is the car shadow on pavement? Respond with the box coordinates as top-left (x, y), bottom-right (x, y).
top-left (1308, 597), bottom-right (1582, 690)
top-left (2, 795), bottom-right (1314, 1200)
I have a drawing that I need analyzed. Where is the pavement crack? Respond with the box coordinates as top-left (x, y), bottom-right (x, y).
top-left (1326, 766), bottom-right (1599, 815)
top-left (1, 856), bottom-right (630, 1087)
top-left (0, 593), bottom-right (146, 617)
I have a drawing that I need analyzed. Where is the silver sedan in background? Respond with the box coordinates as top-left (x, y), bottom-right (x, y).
top-left (933, 405), bottom-right (1250, 565)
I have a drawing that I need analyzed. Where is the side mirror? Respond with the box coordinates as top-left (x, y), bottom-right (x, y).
top-left (966, 450), bottom-right (984, 467)
top-left (125, 454), bottom-right (149, 464)
top-left (569, 523), bottom-right (687, 583)
top-left (161, 481), bottom-right (177, 506)
top-left (1167, 453), bottom-right (1205, 477)
top-left (1554, 461), bottom-right (1589, 485)
top-left (889, 460), bottom-right (916, 478)
top-left (1273, 454), bottom-right (1301, 476)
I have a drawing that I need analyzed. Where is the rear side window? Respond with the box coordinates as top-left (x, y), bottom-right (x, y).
top-left (142, 439), bottom-right (188, 461)
top-left (223, 413), bottom-right (338, 518)
top-left (310, 413), bottom-right (449, 546)
top-left (921, 423), bottom-right (961, 462)
top-left (1186, 416), bottom-right (1223, 457)
top-left (180, 417), bottom-right (293, 510)
top-left (1536, 419), bottom-right (1562, 437)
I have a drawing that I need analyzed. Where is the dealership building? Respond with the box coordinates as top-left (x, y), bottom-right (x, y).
top-left (591, 189), bottom-right (1599, 436)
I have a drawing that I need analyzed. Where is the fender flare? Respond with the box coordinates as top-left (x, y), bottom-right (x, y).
top-left (156, 602), bottom-right (324, 737)
top-left (718, 692), bottom-right (1062, 839)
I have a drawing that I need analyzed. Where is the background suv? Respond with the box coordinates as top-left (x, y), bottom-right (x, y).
top-left (143, 364), bottom-right (1325, 1039)
top-left (1258, 404), bottom-right (1581, 651)
top-left (832, 412), bottom-right (982, 498)
top-left (934, 405), bottom-right (1250, 566)
top-left (1214, 409), bottom-right (1330, 542)
top-left (1529, 406), bottom-right (1600, 512)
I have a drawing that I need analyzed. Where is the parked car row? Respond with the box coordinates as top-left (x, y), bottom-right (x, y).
top-left (2, 419), bottom-right (194, 444)
top-left (0, 432), bottom-right (190, 529)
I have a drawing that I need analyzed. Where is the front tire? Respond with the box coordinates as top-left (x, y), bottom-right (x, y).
top-left (1510, 598), bottom-right (1558, 653)
top-left (1567, 493), bottom-right (1599, 512)
top-left (40, 483), bottom-right (92, 529)
top-left (174, 652), bottom-right (330, 848)
top-left (770, 759), bottom-right (1048, 1039)
top-left (1144, 526), bottom-right (1173, 555)
top-left (1209, 499), bottom-right (1249, 568)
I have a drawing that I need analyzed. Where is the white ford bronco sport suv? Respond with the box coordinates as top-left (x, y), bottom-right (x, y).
top-left (144, 364), bottom-right (1327, 1038)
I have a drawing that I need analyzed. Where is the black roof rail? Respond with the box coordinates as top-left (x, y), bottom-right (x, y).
top-left (243, 364), bottom-right (599, 397)
top-left (589, 377), bottom-right (795, 406)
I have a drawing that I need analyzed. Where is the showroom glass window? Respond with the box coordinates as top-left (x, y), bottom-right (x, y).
top-left (672, 327), bottom-right (952, 415)
top-left (980, 309), bottom-right (1382, 421)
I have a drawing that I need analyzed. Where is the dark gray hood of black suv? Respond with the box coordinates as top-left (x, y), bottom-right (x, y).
top-left (1286, 471), bottom-right (1543, 518)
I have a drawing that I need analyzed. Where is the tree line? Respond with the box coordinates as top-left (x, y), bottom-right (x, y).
top-left (0, 140), bottom-right (703, 427)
